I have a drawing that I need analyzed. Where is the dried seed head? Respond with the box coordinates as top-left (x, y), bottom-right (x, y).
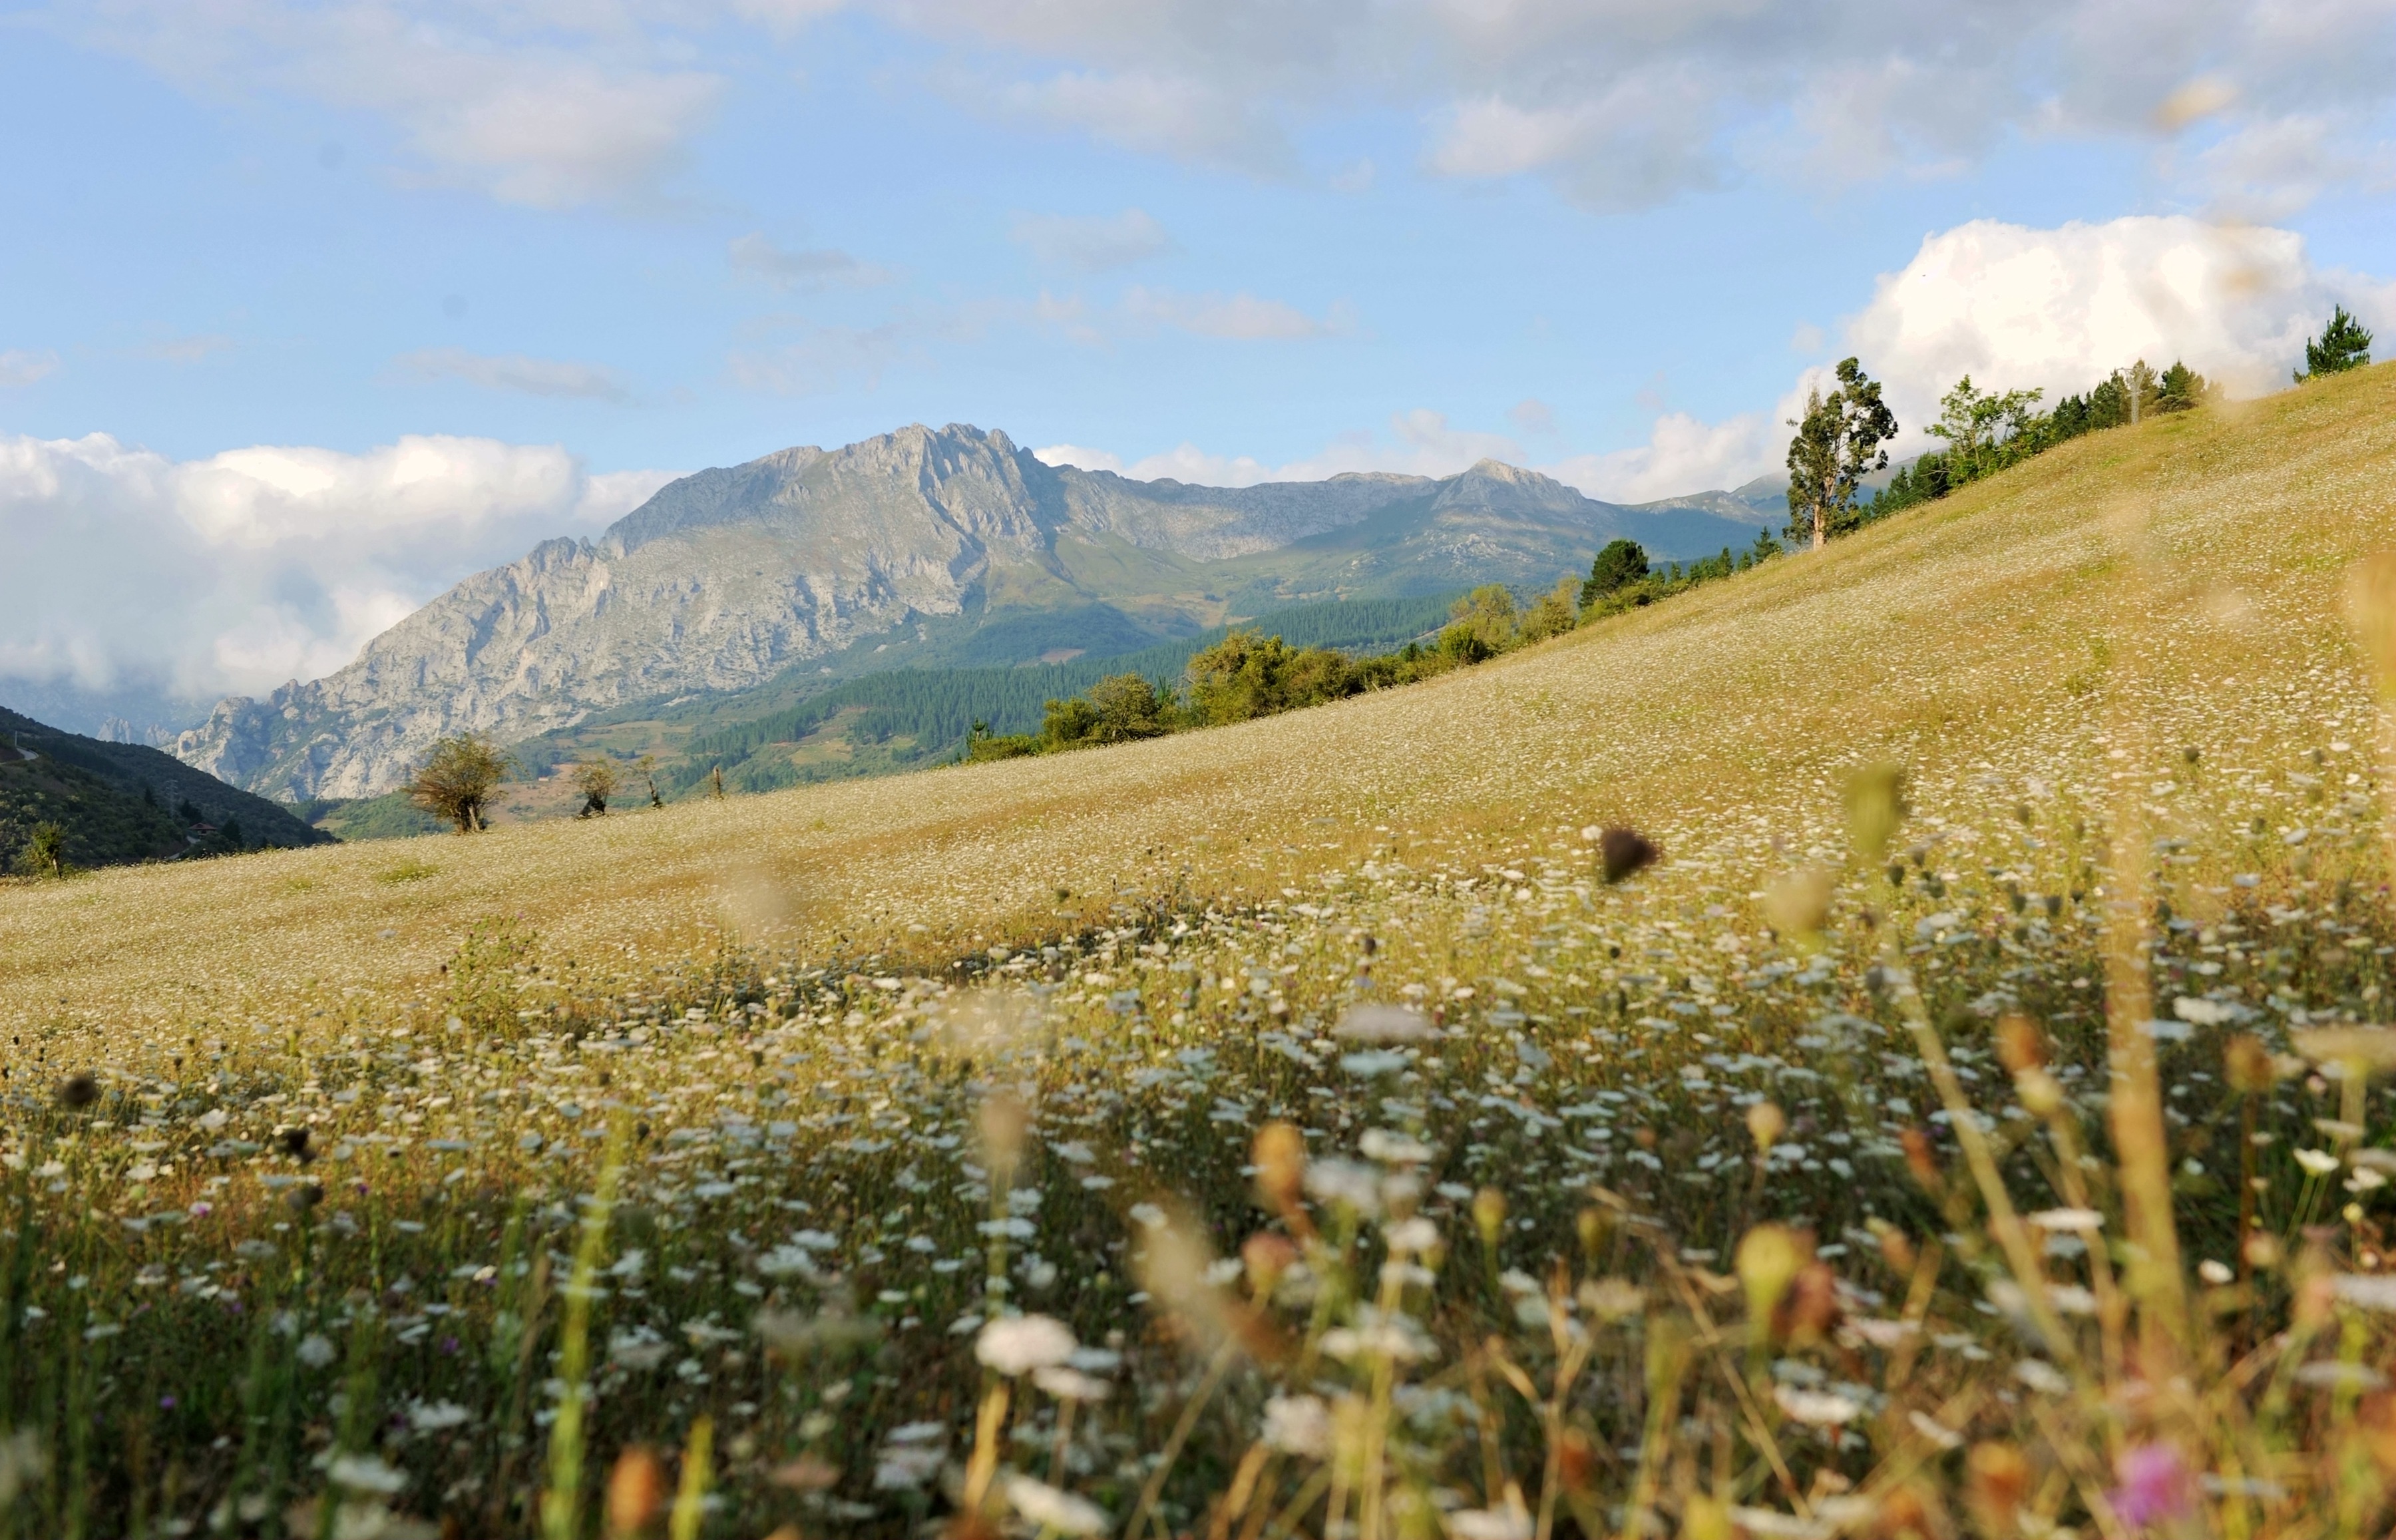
top-left (1966, 1444), bottom-right (2033, 1525)
top-left (1575, 1206), bottom-right (1610, 1258)
top-left (2346, 553), bottom-right (2396, 698)
top-left (1240, 1231), bottom-right (1298, 1297)
top-left (1735, 1224), bottom-right (1802, 1327)
top-left (56, 1073), bottom-right (99, 1109)
top-left (1775, 1260), bottom-right (1841, 1346)
top-left (1472, 1187), bottom-right (1507, 1248)
top-left (2224, 1034), bottom-right (2276, 1095)
top-left (978, 1091), bottom-right (1028, 1170)
top-left (1843, 762), bottom-right (1908, 863)
top-left (1251, 1121), bottom-right (1306, 1213)
top-left (605, 1445), bottom-right (666, 1537)
top-left (1744, 1101), bottom-right (1786, 1153)
top-left (1681, 1494), bottom-right (1734, 1540)
top-left (1763, 869), bottom-right (1832, 940)
top-left (1994, 1015), bottom-right (2047, 1075)
top-left (1595, 827), bottom-right (1658, 884)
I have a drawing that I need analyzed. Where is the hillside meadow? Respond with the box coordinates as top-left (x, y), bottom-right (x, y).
top-left (0, 367), bottom-right (2394, 1538)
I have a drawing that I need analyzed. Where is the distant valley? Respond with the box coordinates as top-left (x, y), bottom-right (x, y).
top-left (136, 423), bottom-right (1777, 803)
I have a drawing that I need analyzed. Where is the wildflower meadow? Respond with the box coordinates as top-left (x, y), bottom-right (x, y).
top-left (2, 368), bottom-right (2396, 1538)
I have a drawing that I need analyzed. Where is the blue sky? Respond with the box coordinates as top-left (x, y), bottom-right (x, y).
top-left (3, 0), bottom-right (2394, 720)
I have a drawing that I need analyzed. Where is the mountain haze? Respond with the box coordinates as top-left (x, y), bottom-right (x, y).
top-left (175, 423), bottom-right (1763, 799)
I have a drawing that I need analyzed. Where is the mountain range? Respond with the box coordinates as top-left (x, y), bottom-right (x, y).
top-left (166, 423), bottom-right (1778, 801)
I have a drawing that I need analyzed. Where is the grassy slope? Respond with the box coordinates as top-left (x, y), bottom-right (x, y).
top-left (3, 368), bottom-right (2392, 1033)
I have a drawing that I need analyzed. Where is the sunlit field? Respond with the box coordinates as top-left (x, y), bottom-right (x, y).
top-left (3, 367), bottom-right (2396, 1539)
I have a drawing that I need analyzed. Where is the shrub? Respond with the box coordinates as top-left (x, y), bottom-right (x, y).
top-left (407, 734), bottom-right (511, 833)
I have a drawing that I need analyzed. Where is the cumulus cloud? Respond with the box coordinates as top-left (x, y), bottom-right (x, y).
top-left (0, 350), bottom-right (59, 387)
top-left (728, 233), bottom-right (892, 289)
top-left (1010, 210), bottom-right (1173, 272)
top-left (0, 432), bottom-right (675, 707)
top-left (392, 347), bottom-right (631, 402)
top-left (1046, 214), bottom-right (2395, 506)
top-left (1550, 212), bottom-right (2396, 500)
top-left (1844, 214), bottom-right (2395, 439)
top-left (1543, 409), bottom-right (1788, 505)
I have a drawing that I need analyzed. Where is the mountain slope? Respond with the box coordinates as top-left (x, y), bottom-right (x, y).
top-left (0, 706), bottom-right (330, 871)
top-left (172, 425), bottom-right (1756, 800)
top-left (16, 365), bottom-right (2394, 1024)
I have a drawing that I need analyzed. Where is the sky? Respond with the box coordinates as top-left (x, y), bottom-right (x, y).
top-left (3, 0), bottom-right (2395, 728)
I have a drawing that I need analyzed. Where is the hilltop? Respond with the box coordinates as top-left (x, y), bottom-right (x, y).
top-left (0, 704), bottom-right (331, 873)
top-left (170, 425), bottom-right (1763, 801)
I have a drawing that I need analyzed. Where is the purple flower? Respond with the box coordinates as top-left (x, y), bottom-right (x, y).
top-left (2112, 1443), bottom-right (2194, 1528)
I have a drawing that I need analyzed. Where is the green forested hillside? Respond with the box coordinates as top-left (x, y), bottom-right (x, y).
top-left (0, 706), bottom-right (331, 872)
top-left (524, 592), bottom-right (1464, 799)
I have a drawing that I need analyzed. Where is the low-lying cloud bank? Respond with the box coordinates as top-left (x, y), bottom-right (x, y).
top-left (0, 433), bottom-right (673, 725)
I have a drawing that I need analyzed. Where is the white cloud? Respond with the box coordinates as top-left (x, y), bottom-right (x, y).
top-left (871, 0), bottom-right (2396, 216)
top-left (1842, 215), bottom-right (2395, 441)
top-left (0, 432), bottom-right (675, 704)
top-left (1036, 409), bottom-right (1516, 487)
top-left (1121, 287), bottom-right (1356, 341)
top-left (1010, 210), bottom-right (1173, 272)
top-left (984, 68), bottom-right (1297, 174)
top-left (1543, 411), bottom-right (1782, 504)
top-left (71, 0), bottom-right (2396, 221)
top-left (393, 347), bottom-right (631, 402)
top-left (1554, 212), bottom-right (2396, 499)
top-left (728, 233), bottom-right (892, 289)
top-left (0, 350), bottom-right (59, 387)
top-left (79, 1), bottom-right (724, 209)
top-left (1032, 443), bottom-right (1123, 473)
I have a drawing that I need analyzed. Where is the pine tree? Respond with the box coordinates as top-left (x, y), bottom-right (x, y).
top-left (1785, 358), bottom-right (1898, 550)
top-left (1581, 539), bottom-right (1649, 606)
top-left (2297, 305), bottom-right (2373, 382)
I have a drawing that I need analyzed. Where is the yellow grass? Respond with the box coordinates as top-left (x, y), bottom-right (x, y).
top-left (8, 369), bottom-right (2393, 1048)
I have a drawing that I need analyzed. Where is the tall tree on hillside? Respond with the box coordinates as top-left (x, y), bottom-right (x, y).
top-left (1927, 376), bottom-right (2044, 478)
top-left (1785, 358), bottom-right (1898, 550)
top-left (2297, 305), bottom-right (2374, 382)
top-left (2155, 361), bottom-right (2212, 413)
top-left (2124, 360), bottom-right (2158, 425)
top-left (1581, 538), bottom-right (1649, 607)
top-left (407, 735), bottom-right (510, 833)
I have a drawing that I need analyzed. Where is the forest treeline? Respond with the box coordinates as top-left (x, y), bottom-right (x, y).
top-left (970, 542), bottom-right (1770, 761)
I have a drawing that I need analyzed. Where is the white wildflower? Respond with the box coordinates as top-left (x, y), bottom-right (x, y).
top-left (326, 1453), bottom-right (407, 1494)
top-left (1335, 1006), bottom-right (1434, 1043)
top-left (975, 1314), bottom-right (1077, 1376)
top-left (1004, 1474), bottom-right (1109, 1536)
top-left (1772, 1386), bottom-right (1863, 1426)
top-left (1261, 1394), bottom-right (1331, 1458)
